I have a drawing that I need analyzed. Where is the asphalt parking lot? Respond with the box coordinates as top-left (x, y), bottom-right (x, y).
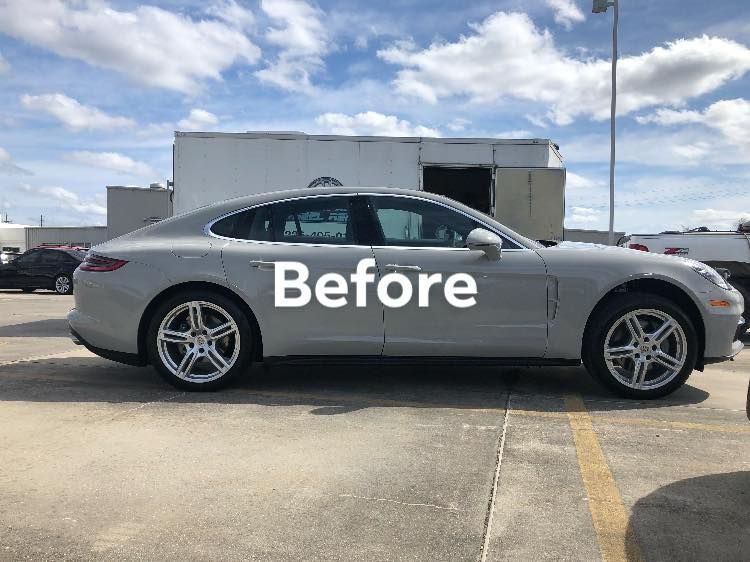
top-left (0, 291), bottom-right (748, 561)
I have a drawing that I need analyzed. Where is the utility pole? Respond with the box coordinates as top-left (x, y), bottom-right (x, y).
top-left (592, 0), bottom-right (619, 245)
top-left (40, 214), bottom-right (44, 227)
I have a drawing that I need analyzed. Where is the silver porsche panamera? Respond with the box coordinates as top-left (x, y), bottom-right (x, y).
top-left (69, 187), bottom-right (744, 398)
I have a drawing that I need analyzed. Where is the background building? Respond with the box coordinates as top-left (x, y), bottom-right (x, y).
top-left (25, 226), bottom-right (107, 249)
top-left (0, 222), bottom-right (30, 253)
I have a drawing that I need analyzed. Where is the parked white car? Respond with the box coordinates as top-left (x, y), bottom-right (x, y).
top-left (622, 224), bottom-right (750, 333)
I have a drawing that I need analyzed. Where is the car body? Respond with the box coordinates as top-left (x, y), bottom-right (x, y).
top-left (68, 187), bottom-right (744, 397)
top-left (0, 247), bottom-right (84, 294)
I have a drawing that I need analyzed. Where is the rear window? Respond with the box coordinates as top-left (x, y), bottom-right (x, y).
top-left (65, 250), bottom-right (87, 261)
top-left (271, 198), bottom-right (354, 245)
top-left (210, 206), bottom-right (273, 241)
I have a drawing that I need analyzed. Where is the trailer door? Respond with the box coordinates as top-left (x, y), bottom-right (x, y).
top-left (495, 168), bottom-right (565, 241)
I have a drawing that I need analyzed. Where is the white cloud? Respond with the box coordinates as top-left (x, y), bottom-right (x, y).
top-left (563, 125), bottom-right (750, 167)
top-left (495, 129), bottom-right (533, 138)
top-left (206, 0), bottom-right (256, 30)
top-left (378, 12), bottom-right (750, 125)
top-left (0, 50), bottom-right (9, 73)
top-left (691, 208), bottom-right (750, 230)
top-left (21, 93), bottom-right (135, 131)
top-left (65, 151), bottom-right (158, 179)
top-left (447, 118), bottom-right (471, 132)
top-left (0, 147), bottom-right (32, 176)
top-left (315, 111), bottom-right (440, 137)
top-left (566, 171), bottom-right (598, 189)
top-left (546, 0), bottom-right (584, 30)
top-left (177, 109), bottom-right (219, 130)
top-left (0, 0), bottom-right (260, 94)
top-left (19, 184), bottom-right (106, 217)
top-left (566, 206), bottom-right (600, 225)
top-left (256, 0), bottom-right (330, 93)
top-left (637, 98), bottom-right (750, 147)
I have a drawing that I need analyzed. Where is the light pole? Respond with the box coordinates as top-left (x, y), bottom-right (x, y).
top-left (593, 0), bottom-right (618, 245)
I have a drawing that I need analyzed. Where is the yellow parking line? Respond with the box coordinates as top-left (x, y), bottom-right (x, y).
top-left (564, 394), bottom-right (642, 562)
top-left (511, 409), bottom-right (750, 434)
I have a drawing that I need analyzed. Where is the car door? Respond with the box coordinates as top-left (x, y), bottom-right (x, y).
top-left (7, 250), bottom-right (41, 288)
top-left (366, 194), bottom-right (549, 357)
top-left (217, 194), bottom-right (384, 357)
top-left (35, 250), bottom-right (63, 287)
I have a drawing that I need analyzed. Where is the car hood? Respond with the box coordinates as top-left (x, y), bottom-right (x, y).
top-left (537, 240), bottom-right (704, 270)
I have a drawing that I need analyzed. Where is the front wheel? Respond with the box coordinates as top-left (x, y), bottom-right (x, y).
top-left (584, 293), bottom-right (698, 399)
top-left (146, 292), bottom-right (252, 391)
top-left (54, 274), bottom-right (73, 295)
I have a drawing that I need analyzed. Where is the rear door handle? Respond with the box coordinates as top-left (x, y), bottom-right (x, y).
top-left (249, 260), bottom-right (276, 271)
top-left (385, 264), bottom-right (422, 272)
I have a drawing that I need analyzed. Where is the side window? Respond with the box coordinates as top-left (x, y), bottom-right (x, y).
top-left (370, 196), bottom-right (487, 248)
top-left (39, 251), bottom-right (62, 265)
top-left (16, 251), bottom-right (40, 265)
top-left (210, 206), bottom-right (273, 241)
top-left (271, 197), bottom-right (355, 245)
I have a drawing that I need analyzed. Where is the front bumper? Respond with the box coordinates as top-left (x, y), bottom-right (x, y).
top-left (701, 286), bottom-right (745, 365)
top-left (703, 338), bottom-right (744, 365)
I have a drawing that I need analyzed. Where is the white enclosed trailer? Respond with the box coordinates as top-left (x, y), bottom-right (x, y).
top-left (173, 132), bottom-right (566, 240)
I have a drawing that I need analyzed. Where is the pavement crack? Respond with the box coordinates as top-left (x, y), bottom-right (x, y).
top-left (109, 391), bottom-right (186, 420)
top-left (338, 493), bottom-right (460, 512)
top-left (478, 389), bottom-right (512, 562)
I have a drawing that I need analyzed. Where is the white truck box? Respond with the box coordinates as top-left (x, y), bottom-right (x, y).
top-left (173, 132), bottom-right (566, 241)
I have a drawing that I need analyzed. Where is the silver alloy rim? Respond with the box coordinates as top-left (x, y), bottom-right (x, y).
top-left (157, 301), bottom-right (241, 383)
top-left (604, 308), bottom-right (687, 390)
top-left (55, 276), bottom-right (71, 294)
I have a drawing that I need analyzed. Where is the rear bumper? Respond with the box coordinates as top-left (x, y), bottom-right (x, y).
top-left (69, 323), bottom-right (146, 367)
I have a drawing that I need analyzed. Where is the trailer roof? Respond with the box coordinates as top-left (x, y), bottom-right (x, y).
top-left (175, 130), bottom-right (559, 149)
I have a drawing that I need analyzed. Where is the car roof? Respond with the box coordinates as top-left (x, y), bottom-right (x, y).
top-left (117, 186), bottom-right (541, 251)
top-left (200, 186), bottom-right (462, 215)
top-left (28, 247), bottom-right (85, 258)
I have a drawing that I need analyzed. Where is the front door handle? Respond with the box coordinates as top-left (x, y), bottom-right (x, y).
top-left (249, 260), bottom-right (276, 271)
top-left (385, 264), bottom-right (422, 272)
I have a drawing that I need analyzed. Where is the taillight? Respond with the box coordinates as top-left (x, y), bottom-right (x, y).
top-left (629, 243), bottom-right (649, 252)
top-left (79, 254), bottom-right (128, 272)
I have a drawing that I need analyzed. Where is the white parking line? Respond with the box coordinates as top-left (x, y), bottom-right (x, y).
top-left (0, 348), bottom-right (93, 367)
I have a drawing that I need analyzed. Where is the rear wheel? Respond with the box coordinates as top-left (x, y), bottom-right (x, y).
top-left (147, 291), bottom-right (252, 391)
top-left (584, 293), bottom-right (698, 399)
top-left (54, 274), bottom-right (73, 295)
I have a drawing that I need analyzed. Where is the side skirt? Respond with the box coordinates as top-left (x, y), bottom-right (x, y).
top-left (263, 355), bottom-right (581, 367)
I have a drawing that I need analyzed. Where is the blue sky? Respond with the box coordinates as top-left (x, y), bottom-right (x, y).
top-left (1, 0), bottom-right (749, 233)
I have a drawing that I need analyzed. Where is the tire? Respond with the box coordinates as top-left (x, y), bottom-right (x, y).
top-left (54, 274), bottom-right (73, 295)
top-left (146, 291), bottom-right (252, 391)
top-left (584, 292), bottom-right (698, 399)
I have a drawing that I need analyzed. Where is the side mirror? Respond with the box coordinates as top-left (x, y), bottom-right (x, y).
top-left (466, 228), bottom-right (503, 260)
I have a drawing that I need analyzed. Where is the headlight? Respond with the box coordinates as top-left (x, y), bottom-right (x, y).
top-left (688, 262), bottom-right (731, 290)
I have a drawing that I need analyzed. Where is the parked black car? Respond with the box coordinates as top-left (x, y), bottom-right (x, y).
top-left (0, 247), bottom-right (85, 294)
